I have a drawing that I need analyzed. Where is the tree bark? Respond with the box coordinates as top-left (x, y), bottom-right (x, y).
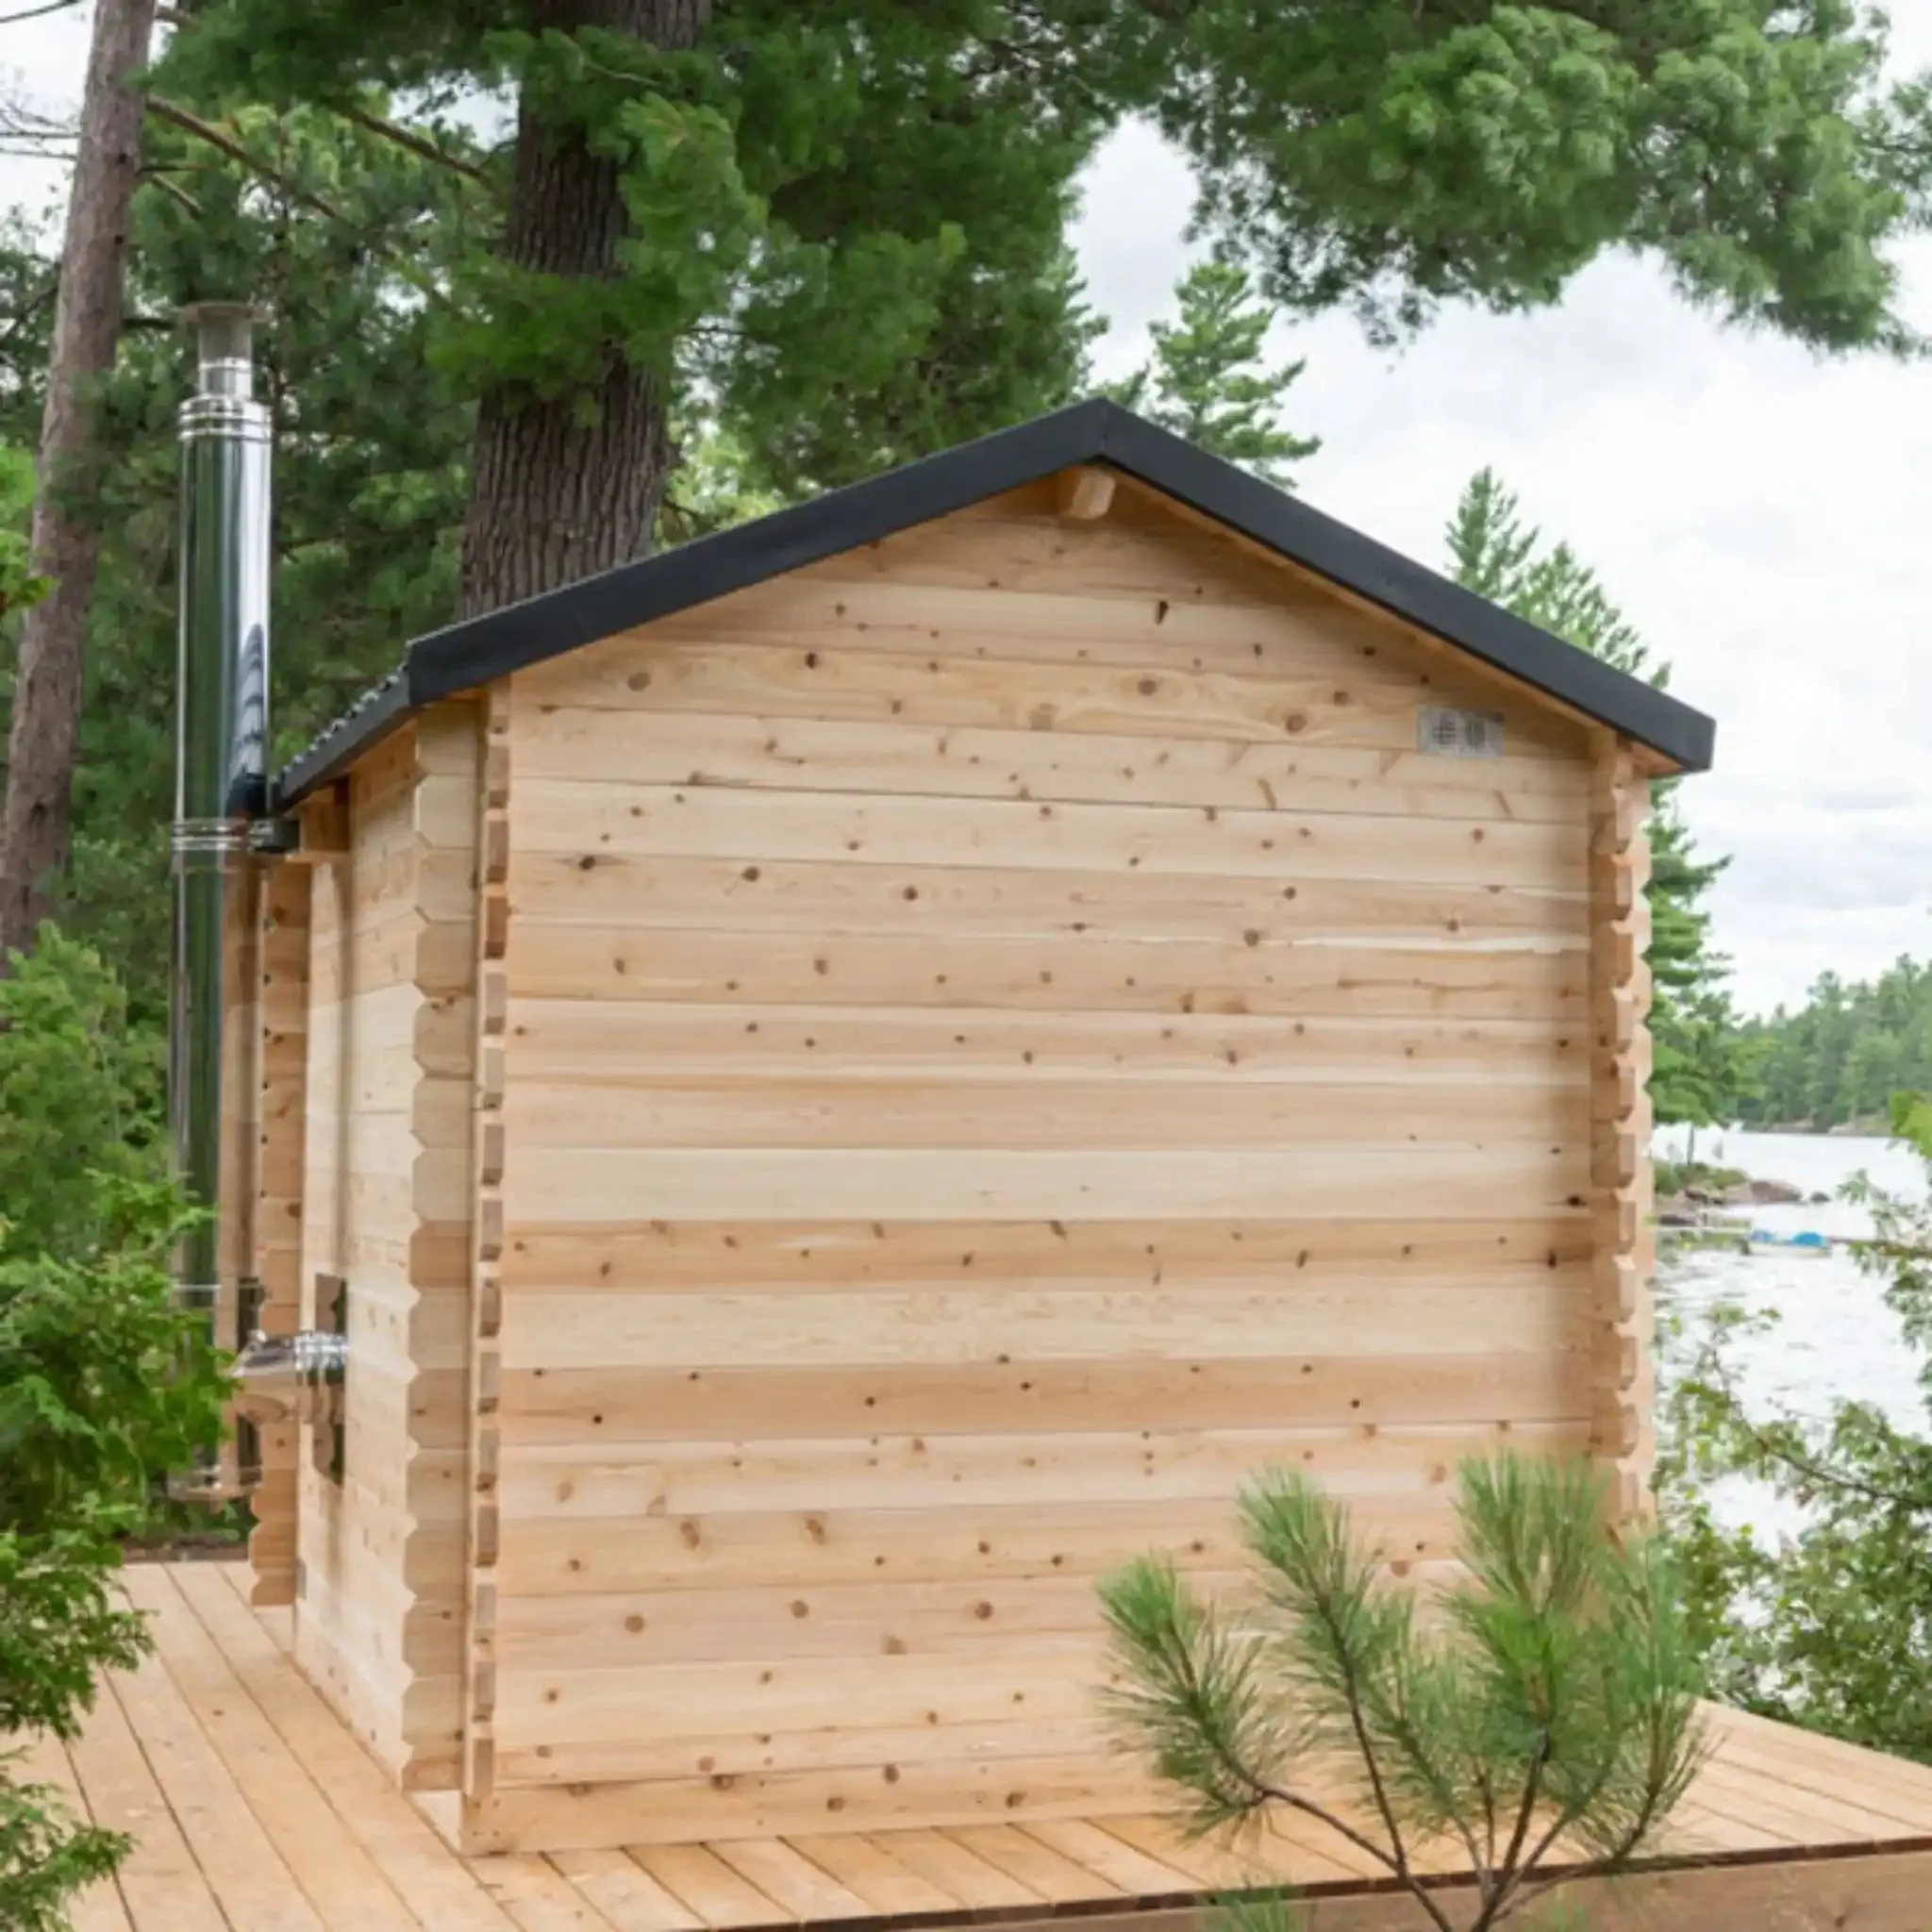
top-left (458, 0), bottom-right (712, 617)
top-left (0, 0), bottom-right (156, 960)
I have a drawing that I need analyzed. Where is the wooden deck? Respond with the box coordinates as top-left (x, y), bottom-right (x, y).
top-left (23, 1559), bottom-right (1932, 1931)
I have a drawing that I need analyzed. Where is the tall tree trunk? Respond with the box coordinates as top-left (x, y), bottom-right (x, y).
top-left (458, 0), bottom-right (712, 616)
top-left (0, 0), bottom-right (156, 959)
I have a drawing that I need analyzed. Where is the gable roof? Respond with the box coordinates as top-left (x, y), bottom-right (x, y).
top-left (275, 397), bottom-right (1714, 805)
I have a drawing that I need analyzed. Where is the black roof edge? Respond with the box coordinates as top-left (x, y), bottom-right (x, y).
top-left (274, 395), bottom-right (1713, 808)
top-left (1093, 408), bottom-right (1716, 775)
top-left (274, 667), bottom-right (413, 808)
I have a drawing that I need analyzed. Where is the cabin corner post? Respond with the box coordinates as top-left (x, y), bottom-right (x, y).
top-left (248, 856), bottom-right (313, 1606)
top-left (1588, 736), bottom-right (1656, 1528)
top-left (395, 707), bottom-right (488, 1788)
top-left (459, 684), bottom-right (510, 1824)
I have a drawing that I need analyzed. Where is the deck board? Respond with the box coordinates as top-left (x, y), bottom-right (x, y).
top-left (169, 1560), bottom-right (520, 1932)
top-left (122, 1563), bottom-right (419, 1932)
top-left (66, 1657), bottom-right (229, 1932)
top-left (477, 1854), bottom-right (625, 1931)
top-left (108, 1630), bottom-right (327, 1932)
top-left (11, 1727), bottom-right (135, 1932)
top-left (546, 1850), bottom-right (691, 1931)
top-left (26, 1558), bottom-right (1932, 1932)
top-left (629, 1843), bottom-right (793, 1927)
top-left (783, 1834), bottom-right (959, 1916)
top-left (946, 1823), bottom-right (1133, 1902)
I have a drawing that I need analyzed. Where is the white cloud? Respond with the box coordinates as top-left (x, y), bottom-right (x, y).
top-left (1072, 21), bottom-right (1932, 1014)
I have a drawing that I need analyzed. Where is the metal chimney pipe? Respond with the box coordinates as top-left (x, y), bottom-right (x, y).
top-left (167, 303), bottom-right (273, 1503)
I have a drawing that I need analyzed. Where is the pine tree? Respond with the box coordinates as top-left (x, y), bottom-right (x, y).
top-left (152, 0), bottom-right (1932, 619)
top-left (1445, 469), bottom-right (1755, 1128)
top-left (2, 0), bottom-right (1924, 973)
top-left (1103, 1455), bottom-right (1705, 1932)
top-left (0, 0), bottom-right (157, 960)
top-left (0, 102), bottom-right (491, 1017)
top-left (1108, 258), bottom-right (1318, 485)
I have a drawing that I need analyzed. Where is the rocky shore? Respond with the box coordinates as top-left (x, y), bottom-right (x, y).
top-left (1652, 1158), bottom-right (1828, 1223)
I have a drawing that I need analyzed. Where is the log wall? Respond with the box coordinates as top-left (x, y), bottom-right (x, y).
top-left (1587, 738), bottom-right (1657, 1525)
top-left (293, 708), bottom-right (481, 1790)
top-left (247, 858), bottom-right (312, 1605)
top-left (467, 479), bottom-right (1615, 1853)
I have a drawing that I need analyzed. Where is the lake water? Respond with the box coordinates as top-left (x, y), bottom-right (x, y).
top-left (1651, 1127), bottom-right (1927, 1532)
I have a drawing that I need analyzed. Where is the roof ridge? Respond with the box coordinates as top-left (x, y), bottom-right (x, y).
top-left (275, 396), bottom-right (1712, 806)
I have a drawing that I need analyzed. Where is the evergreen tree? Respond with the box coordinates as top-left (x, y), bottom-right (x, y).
top-left (1107, 258), bottom-right (1319, 485)
top-left (1736, 958), bottom-right (1932, 1131)
top-left (153, 0), bottom-right (1932, 622)
top-left (0, 0), bottom-right (156, 959)
top-left (1445, 468), bottom-right (1755, 1127)
top-left (0, 103), bottom-right (489, 1018)
top-left (1104, 1455), bottom-right (1705, 1932)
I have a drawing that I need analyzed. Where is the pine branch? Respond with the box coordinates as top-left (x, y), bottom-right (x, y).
top-left (1474, 1763), bottom-right (1499, 1874)
top-left (144, 98), bottom-right (453, 311)
top-left (1480, 1743), bottom-right (1624, 1929)
top-left (1379, 1686), bottom-right (1495, 1905)
top-left (140, 170), bottom-right (198, 219)
top-left (0, 0), bottom-right (83, 25)
top-left (0, 273), bottom-right (59, 361)
top-left (1300, 1573), bottom-right (1419, 1890)
top-left (332, 102), bottom-right (492, 189)
top-left (146, 98), bottom-right (346, 222)
top-left (1478, 1739), bottom-right (1550, 1928)
top-left (1241, 1777), bottom-right (1458, 1932)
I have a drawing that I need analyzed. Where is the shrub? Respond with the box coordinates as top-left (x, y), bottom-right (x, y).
top-left (1101, 1454), bottom-right (1706, 1932)
top-left (1661, 1091), bottom-right (1932, 1761)
top-left (0, 933), bottom-right (225, 1928)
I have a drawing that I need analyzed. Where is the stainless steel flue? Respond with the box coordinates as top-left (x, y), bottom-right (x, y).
top-left (168, 305), bottom-right (350, 1503)
top-left (167, 303), bottom-right (274, 1502)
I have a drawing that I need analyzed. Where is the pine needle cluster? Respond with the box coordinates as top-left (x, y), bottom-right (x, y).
top-left (1100, 1455), bottom-right (1706, 1932)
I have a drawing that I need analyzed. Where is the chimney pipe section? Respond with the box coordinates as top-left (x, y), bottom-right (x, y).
top-left (167, 304), bottom-right (273, 1503)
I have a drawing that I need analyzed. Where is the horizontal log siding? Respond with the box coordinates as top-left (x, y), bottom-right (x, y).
top-left (294, 712), bottom-right (480, 1792)
top-left (481, 484), bottom-right (1597, 1853)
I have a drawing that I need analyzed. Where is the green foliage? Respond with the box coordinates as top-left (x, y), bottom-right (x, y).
top-left (1107, 259), bottom-right (1319, 486)
top-left (1102, 1454), bottom-right (1705, 1932)
top-left (658, 417), bottom-right (791, 544)
top-left (160, 4), bottom-right (1110, 509)
top-left (159, 0), bottom-right (1932, 511)
top-left (0, 934), bottom-right (226, 1927)
top-left (0, 929), bottom-right (167, 1256)
top-left (1444, 470), bottom-right (1757, 1127)
top-left (0, 1764), bottom-right (125, 1932)
top-left (0, 443), bottom-right (48, 616)
top-left (1661, 1092), bottom-right (1932, 1765)
top-left (1145, 0), bottom-right (1932, 352)
top-left (1732, 957), bottom-right (1932, 1131)
top-left (11, 2), bottom-right (1932, 1008)
top-left (0, 104), bottom-right (487, 1021)
top-left (1445, 471), bottom-right (1655, 682)
top-left (1651, 1158), bottom-right (1749, 1200)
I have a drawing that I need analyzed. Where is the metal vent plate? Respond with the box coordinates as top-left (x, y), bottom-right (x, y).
top-left (1418, 706), bottom-right (1505, 758)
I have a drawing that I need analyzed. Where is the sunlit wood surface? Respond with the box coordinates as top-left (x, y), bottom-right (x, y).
top-left (26, 1559), bottom-right (1932, 1931)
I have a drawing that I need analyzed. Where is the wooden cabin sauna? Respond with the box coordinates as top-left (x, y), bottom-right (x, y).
top-left (178, 348), bottom-right (1713, 1858)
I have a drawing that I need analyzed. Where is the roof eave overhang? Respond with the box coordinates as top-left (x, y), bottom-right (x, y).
top-left (275, 398), bottom-right (1713, 808)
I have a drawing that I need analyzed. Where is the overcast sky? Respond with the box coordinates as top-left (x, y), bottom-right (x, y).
top-left (8, 5), bottom-right (1932, 1014)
